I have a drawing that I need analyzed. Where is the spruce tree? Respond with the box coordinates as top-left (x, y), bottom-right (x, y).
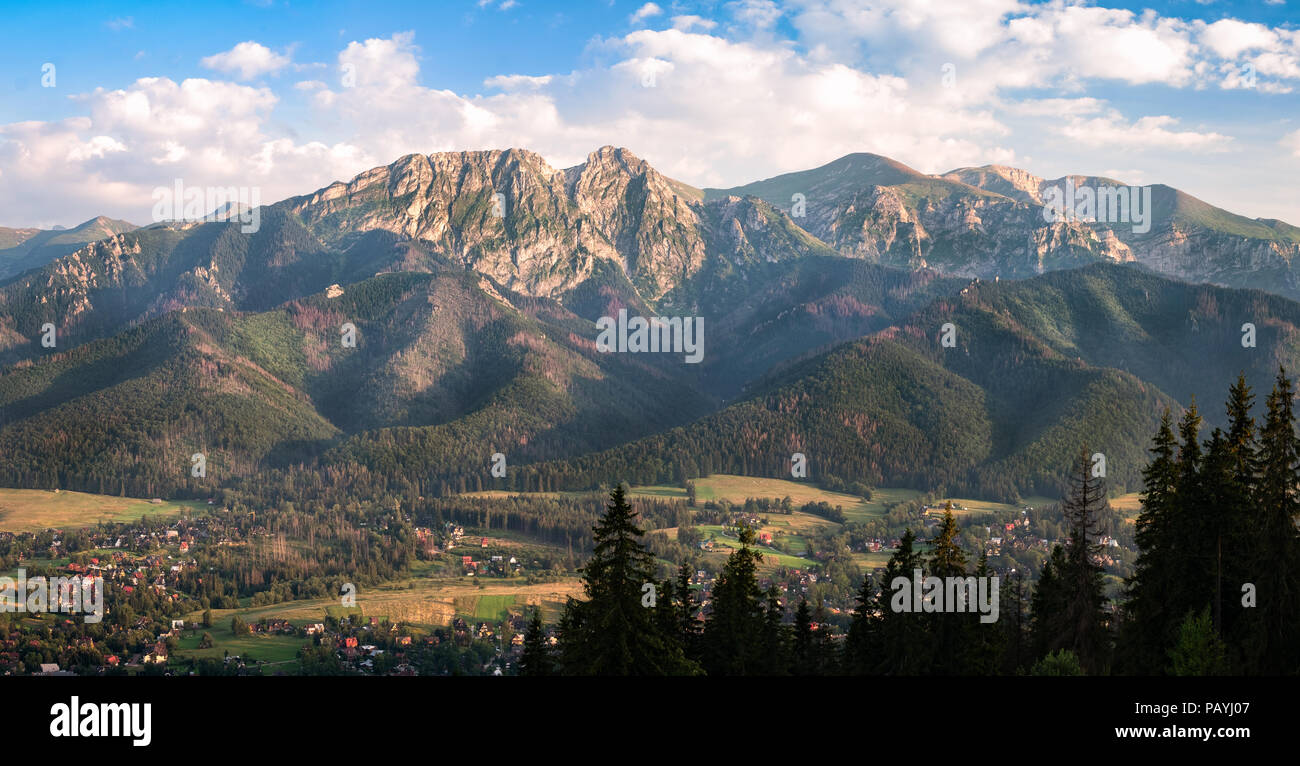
top-left (1245, 369), bottom-right (1300, 674)
top-left (844, 571), bottom-right (876, 675)
top-left (759, 586), bottom-right (791, 675)
top-left (518, 608), bottom-right (554, 676)
top-left (1122, 409), bottom-right (1179, 672)
top-left (557, 485), bottom-right (697, 675)
top-left (927, 503), bottom-right (969, 674)
top-left (701, 525), bottom-right (766, 675)
top-left (1170, 401), bottom-right (1205, 615)
top-left (964, 550), bottom-right (1003, 674)
top-left (674, 563), bottom-right (701, 665)
top-left (1031, 543), bottom-right (1068, 661)
top-left (792, 597), bottom-right (814, 675)
top-left (1057, 448), bottom-right (1111, 673)
top-left (1220, 374), bottom-right (1259, 665)
top-left (812, 600), bottom-right (839, 675)
top-left (1000, 568), bottom-right (1029, 674)
top-left (871, 528), bottom-right (930, 674)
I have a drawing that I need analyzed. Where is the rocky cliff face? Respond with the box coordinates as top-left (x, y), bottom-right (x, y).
top-left (710, 155), bottom-right (1300, 297)
top-left (283, 146), bottom-right (825, 302)
top-left (7, 146), bottom-right (1300, 364)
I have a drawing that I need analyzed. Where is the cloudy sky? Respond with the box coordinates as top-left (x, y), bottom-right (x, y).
top-left (1, 0), bottom-right (1298, 228)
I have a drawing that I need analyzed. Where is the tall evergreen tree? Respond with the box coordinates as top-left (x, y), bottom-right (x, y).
top-left (1035, 450), bottom-right (1110, 673)
top-left (844, 571), bottom-right (876, 675)
top-left (1031, 543), bottom-right (1068, 662)
top-left (557, 485), bottom-right (697, 675)
top-left (927, 503), bottom-right (969, 674)
top-left (792, 597), bottom-right (814, 676)
top-left (1000, 568), bottom-right (1030, 675)
top-left (1060, 448), bottom-right (1111, 672)
top-left (701, 525), bottom-right (766, 675)
top-left (674, 563), bottom-right (702, 665)
top-left (964, 550), bottom-right (1003, 674)
top-left (518, 608), bottom-right (554, 676)
top-left (1220, 374), bottom-right (1259, 664)
top-left (759, 586), bottom-right (791, 675)
top-left (1122, 409), bottom-right (1180, 672)
top-left (812, 600), bottom-right (839, 675)
top-left (870, 528), bottom-right (930, 674)
top-left (1245, 369), bottom-right (1300, 674)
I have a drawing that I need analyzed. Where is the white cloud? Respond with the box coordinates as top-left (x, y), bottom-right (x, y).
top-left (1201, 19), bottom-right (1277, 59)
top-left (201, 41), bottom-right (292, 80)
top-left (0, 77), bottom-right (364, 227)
top-left (1058, 112), bottom-right (1232, 152)
top-left (1283, 129), bottom-right (1300, 158)
top-left (1006, 97), bottom-right (1106, 117)
top-left (672, 15), bottom-right (716, 32)
top-left (5, 2), bottom-right (1300, 227)
top-left (727, 0), bottom-right (782, 29)
top-left (65, 135), bottom-right (127, 163)
top-left (484, 74), bottom-right (554, 90)
top-left (630, 3), bottom-right (662, 24)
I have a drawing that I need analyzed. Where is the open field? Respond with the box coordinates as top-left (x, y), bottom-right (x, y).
top-left (172, 623), bottom-right (306, 667)
top-left (189, 576), bottom-right (584, 629)
top-left (463, 475), bottom-right (882, 517)
top-left (850, 551), bottom-right (895, 570)
top-left (928, 494), bottom-right (1057, 518)
top-left (0, 489), bottom-right (207, 533)
top-left (697, 525), bottom-right (819, 569)
top-left (1110, 492), bottom-right (1141, 523)
top-left (844, 486), bottom-right (925, 521)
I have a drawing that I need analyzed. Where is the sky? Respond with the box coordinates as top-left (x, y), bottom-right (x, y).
top-left (1, 0), bottom-right (1298, 229)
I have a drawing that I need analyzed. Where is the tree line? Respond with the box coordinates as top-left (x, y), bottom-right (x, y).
top-left (521, 370), bottom-right (1300, 675)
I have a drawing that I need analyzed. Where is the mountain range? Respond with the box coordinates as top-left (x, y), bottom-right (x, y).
top-left (2, 147), bottom-right (1298, 504)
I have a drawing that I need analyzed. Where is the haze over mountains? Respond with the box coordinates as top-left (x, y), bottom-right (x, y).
top-left (0, 216), bottom-right (137, 282)
top-left (1, 146), bottom-right (1298, 504)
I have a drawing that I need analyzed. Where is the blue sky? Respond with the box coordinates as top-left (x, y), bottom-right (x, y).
top-left (1, 0), bottom-right (1298, 228)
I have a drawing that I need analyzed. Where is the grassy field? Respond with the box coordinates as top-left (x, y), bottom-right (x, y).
top-left (189, 576), bottom-right (583, 629)
top-left (697, 525), bottom-right (819, 569)
top-left (1110, 492), bottom-right (1142, 523)
top-left (844, 487), bottom-right (925, 522)
top-left (463, 475), bottom-right (882, 517)
top-left (459, 594), bottom-right (519, 620)
top-left (0, 488), bottom-right (207, 533)
top-left (928, 495), bottom-right (1057, 518)
top-left (850, 551), bottom-right (895, 570)
top-left (172, 623), bottom-right (306, 668)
